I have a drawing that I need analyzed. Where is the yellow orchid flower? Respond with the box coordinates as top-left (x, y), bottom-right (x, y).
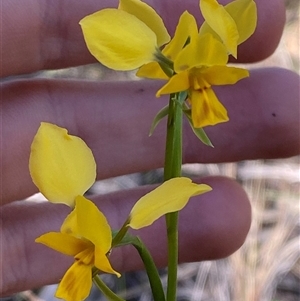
top-left (129, 177), bottom-right (212, 229)
top-left (137, 0), bottom-right (256, 79)
top-left (199, 0), bottom-right (257, 57)
top-left (156, 33), bottom-right (249, 128)
top-left (36, 196), bottom-right (120, 301)
top-left (35, 178), bottom-right (210, 300)
top-left (136, 1), bottom-right (255, 128)
top-left (30, 122), bottom-right (212, 300)
top-left (79, 0), bottom-right (170, 71)
top-left (29, 122), bottom-right (96, 207)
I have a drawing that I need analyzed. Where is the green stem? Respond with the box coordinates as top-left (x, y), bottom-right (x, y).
top-left (111, 218), bottom-right (130, 248)
top-left (98, 231), bottom-right (165, 301)
top-left (93, 274), bottom-right (126, 301)
top-left (165, 212), bottom-right (179, 301)
top-left (164, 93), bottom-right (182, 301)
top-left (155, 49), bottom-right (174, 69)
top-left (132, 237), bottom-right (166, 301)
top-left (164, 94), bottom-right (182, 180)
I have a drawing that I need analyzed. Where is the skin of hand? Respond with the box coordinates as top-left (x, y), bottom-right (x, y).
top-left (1, 0), bottom-right (299, 297)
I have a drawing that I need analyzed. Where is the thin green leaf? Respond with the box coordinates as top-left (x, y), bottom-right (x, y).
top-left (149, 105), bottom-right (169, 136)
top-left (184, 110), bottom-right (214, 147)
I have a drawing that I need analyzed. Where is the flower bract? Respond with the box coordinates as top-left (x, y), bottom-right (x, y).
top-left (36, 196), bottom-right (120, 301)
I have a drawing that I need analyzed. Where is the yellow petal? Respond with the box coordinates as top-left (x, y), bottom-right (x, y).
top-left (202, 65), bottom-right (249, 85)
top-left (75, 246), bottom-right (95, 265)
top-left (136, 62), bottom-right (169, 80)
top-left (190, 88), bottom-right (229, 128)
top-left (200, 0), bottom-right (256, 48)
top-left (29, 122), bottom-right (96, 206)
top-left (156, 71), bottom-right (190, 96)
top-left (80, 9), bottom-right (157, 70)
top-left (35, 232), bottom-right (89, 256)
top-left (129, 177), bottom-right (212, 229)
top-left (94, 246), bottom-right (121, 277)
top-left (119, 0), bottom-right (170, 47)
top-left (225, 0), bottom-right (257, 44)
top-left (162, 11), bottom-right (198, 61)
top-left (60, 205), bottom-right (79, 235)
top-left (199, 0), bottom-right (239, 57)
top-left (56, 261), bottom-right (92, 301)
top-left (174, 33), bottom-right (228, 72)
top-left (70, 196), bottom-right (112, 253)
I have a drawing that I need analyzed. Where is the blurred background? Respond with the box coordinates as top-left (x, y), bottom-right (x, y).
top-left (3, 0), bottom-right (299, 300)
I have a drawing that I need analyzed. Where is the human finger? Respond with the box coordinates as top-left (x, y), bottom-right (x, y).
top-left (1, 68), bottom-right (299, 205)
top-left (0, 176), bottom-right (251, 296)
top-left (1, 0), bottom-right (285, 77)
